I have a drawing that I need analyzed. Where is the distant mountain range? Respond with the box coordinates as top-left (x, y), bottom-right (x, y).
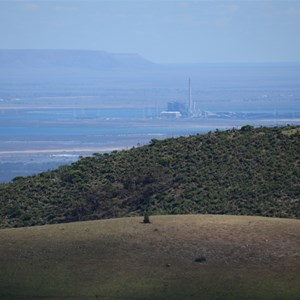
top-left (0, 49), bottom-right (154, 70)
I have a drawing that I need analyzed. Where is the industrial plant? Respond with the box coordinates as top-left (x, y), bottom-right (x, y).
top-left (160, 78), bottom-right (199, 118)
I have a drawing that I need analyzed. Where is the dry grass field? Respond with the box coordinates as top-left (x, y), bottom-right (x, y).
top-left (0, 215), bottom-right (299, 299)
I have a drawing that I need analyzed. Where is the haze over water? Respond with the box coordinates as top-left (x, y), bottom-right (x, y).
top-left (0, 1), bottom-right (300, 182)
top-left (0, 60), bottom-right (299, 182)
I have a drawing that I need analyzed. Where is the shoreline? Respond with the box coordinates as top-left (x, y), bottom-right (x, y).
top-left (0, 147), bottom-right (126, 156)
top-left (0, 104), bottom-right (157, 110)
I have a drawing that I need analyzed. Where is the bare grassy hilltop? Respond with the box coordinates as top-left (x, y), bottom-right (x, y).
top-left (0, 215), bottom-right (299, 300)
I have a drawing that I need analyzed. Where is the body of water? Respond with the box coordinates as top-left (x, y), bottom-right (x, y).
top-left (1, 63), bottom-right (300, 182)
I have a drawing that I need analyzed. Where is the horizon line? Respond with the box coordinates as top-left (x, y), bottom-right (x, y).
top-left (0, 48), bottom-right (299, 65)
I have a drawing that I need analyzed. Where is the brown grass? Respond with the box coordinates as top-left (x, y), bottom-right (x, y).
top-left (0, 215), bottom-right (299, 299)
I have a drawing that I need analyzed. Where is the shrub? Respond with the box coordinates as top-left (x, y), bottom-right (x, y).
top-left (195, 256), bottom-right (206, 263)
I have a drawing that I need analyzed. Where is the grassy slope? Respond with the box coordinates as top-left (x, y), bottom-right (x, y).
top-left (0, 125), bottom-right (299, 228)
top-left (0, 215), bottom-right (299, 300)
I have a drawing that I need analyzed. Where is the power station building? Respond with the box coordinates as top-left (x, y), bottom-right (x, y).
top-left (160, 78), bottom-right (196, 118)
top-left (160, 110), bottom-right (182, 118)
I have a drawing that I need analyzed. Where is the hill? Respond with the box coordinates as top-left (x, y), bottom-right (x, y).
top-left (0, 125), bottom-right (299, 228)
top-left (0, 215), bottom-right (299, 299)
top-left (0, 49), bottom-right (153, 70)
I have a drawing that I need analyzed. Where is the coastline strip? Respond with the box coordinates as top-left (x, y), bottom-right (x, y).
top-left (0, 147), bottom-right (126, 155)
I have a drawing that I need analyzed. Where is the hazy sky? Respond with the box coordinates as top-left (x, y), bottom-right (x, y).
top-left (0, 0), bottom-right (300, 63)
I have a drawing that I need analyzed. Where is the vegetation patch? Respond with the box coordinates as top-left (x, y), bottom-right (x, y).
top-left (0, 125), bottom-right (299, 228)
top-left (143, 213), bottom-right (151, 224)
top-left (282, 127), bottom-right (300, 136)
top-left (195, 256), bottom-right (206, 263)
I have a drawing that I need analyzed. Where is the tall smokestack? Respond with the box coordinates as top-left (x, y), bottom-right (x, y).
top-left (188, 77), bottom-right (192, 116)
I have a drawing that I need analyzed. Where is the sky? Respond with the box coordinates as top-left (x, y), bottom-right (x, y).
top-left (0, 0), bottom-right (300, 63)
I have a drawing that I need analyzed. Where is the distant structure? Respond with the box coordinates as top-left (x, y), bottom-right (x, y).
top-left (188, 77), bottom-right (193, 116)
top-left (167, 101), bottom-right (186, 113)
top-left (160, 110), bottom-right (182, 118)
top-left (160, 78), bottom-right (197, 118)
top-left (188, 77), bottom-right (197, 117)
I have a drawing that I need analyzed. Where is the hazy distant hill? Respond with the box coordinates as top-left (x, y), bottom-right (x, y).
top-left (0, 49), bottom-right (153, 70)
top-left (0, 125), bottom-right (299, 228)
